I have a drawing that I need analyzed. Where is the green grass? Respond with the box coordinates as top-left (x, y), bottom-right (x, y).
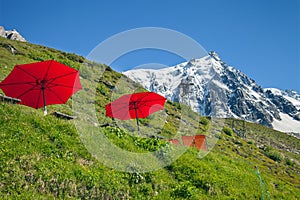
top-left (0, 37), bottom-right (299, 199)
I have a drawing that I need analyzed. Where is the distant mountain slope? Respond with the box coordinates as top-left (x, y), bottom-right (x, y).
top-left (124, 51), bottom-right (300, 134)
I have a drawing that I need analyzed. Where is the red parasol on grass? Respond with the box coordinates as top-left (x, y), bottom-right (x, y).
top-left (0, 60), bottom-right (82, 115)
top-left (105, 92), bottom-right (166, 133)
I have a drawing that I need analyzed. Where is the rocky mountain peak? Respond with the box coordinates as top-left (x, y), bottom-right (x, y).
top-left (0, 26), bottom-right (27, 42)
top-left (124, 52), bottom-right (300, 135)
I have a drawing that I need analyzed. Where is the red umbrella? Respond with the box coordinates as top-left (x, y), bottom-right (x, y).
top-left (105, 92), bottom-right (166, 133)
top-left (0, 60), bottom-right (82, 115)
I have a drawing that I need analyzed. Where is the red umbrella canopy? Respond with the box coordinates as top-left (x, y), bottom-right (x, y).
top-left (106, 92), bottom-right (167, 120)
top-left (0, 60), bottom-right (82, 109)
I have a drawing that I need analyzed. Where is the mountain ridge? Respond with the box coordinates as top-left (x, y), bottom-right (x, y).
top-left (124, 51), bottom-right (300, 135)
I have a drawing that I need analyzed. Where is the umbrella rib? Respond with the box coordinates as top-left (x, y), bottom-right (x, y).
top-left (131, 92), bottom-right (165, 105)
top-left (134, 98), bottom-right (166, 108)
top-left (120, 106), bottom-right (133, 120)
top-left (16, 85), bottom-right (41, 99)
top-left (43, 60), bottom-right (53, 80)
top-left (131, 97), bottom-right (166, 118)
top-left (107, 100), bottom-right (142, 120)
top-left (135, 98), bottom-right (166, 104)
top-left (140, 104), bottom-right (164, 118)
top-left (127, 92), bottom-right (151, 108)
top-left (46, 87), bottom-right (69, 104)
top-left (131, 92), bottom-right (152, 102)
top-left (107, 102), bottom-right (131, 118)
top-left (46, 83), bottom-right (81, 89)
top-left (47, 71), bottom-right (79, 84)
top-left (133, 103), bottom-right (164, 118)
top-left (15, 65), bottom-right (39, 80)
top-left (0, 81), bottom-right (37, 86)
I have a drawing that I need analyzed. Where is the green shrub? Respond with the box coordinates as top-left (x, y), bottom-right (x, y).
top-left (285, 158), bottom-right (295, 166)
top-left (264, 147), bottom-right (284, 162)
top-left (200, 117), bottom-right (210, 126)
top-left (172, 182), bottom-right (195, 198)
top-left (222, 126), bottom-right (233, 136)
top-left (173, 102), bottom-right (181, 110)
top-left (97, 84), bottom-right (109, 95)
top-left (247, 140), bottom-right (255, 145)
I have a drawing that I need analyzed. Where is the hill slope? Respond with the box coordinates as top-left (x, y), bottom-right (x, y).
top-left (0, 37), bottom-right (299, 199)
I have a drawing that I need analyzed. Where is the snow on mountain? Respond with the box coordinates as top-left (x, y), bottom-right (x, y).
top-left (273, 113), bottom-right (300, 134)
top-left (124, 51), bottom-right (300, 135)
top-left (265, 88), bottom-right (300, 110)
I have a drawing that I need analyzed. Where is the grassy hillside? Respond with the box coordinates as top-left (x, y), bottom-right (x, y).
top-left (0, 37), bottom-right (299, 199)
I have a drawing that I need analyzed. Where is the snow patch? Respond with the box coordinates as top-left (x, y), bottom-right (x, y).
top-left (272, 113), bottom-right (300, 133)
top-left (212, 80), bottom-right (229, 91)
top-left (283, 95), bottom-right (300, 109)
top-left (265, 88), bottom-right (282, 96)
top-left (265, 88), bottom-right (300, 109)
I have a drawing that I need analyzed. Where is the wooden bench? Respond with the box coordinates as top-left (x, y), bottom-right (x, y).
top-left (149, 135), bottom-right (165, 139)
top-left (0, 94), bottom-right (21, 104)
top-left (53, 111), bottom-right (77, 120)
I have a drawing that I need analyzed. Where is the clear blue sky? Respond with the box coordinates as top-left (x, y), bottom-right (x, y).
top-left (1, 0), bottom-right (299, 93)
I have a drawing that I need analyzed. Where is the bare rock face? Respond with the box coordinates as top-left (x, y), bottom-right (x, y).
top-left (0, 26), bottom-right (27, 42)
top-left (0, 26), bottom-right (5, 37)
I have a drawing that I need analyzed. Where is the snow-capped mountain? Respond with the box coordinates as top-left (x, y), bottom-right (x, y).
top-left (124, 51), bottom-right (300, 134)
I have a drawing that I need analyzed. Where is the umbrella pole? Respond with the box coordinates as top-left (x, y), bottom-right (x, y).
top-left (42, 81), bottom-right (47, 116)
top-left (134, 102), bottom-right (140, 134)
top-left (136, 115), bottom-right (140, 134)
